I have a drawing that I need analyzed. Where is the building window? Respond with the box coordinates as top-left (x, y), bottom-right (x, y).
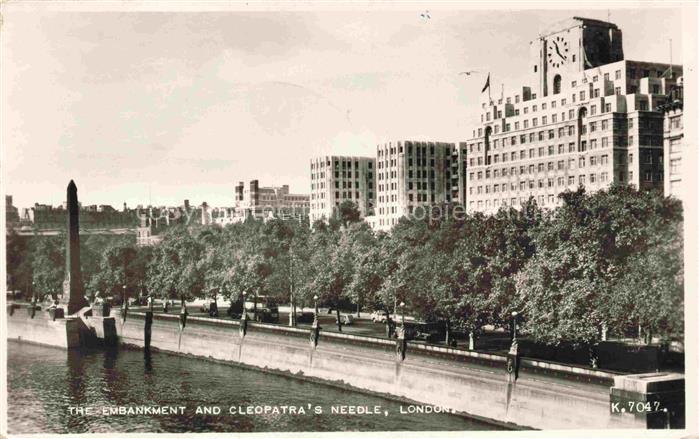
top-left (670, 158), bottom-right (681, 175)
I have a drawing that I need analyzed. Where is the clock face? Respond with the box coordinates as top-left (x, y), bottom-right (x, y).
top-left (547, 35), bottom-right (570, 68)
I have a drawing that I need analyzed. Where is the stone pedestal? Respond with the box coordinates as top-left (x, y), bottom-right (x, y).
top-left (610, 372), bottom-right (685, 428)
top-left (92, 302), bottom-right (112, 317)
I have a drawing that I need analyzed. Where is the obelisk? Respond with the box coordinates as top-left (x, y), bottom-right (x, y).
top-left (62, 180), bottom-right (88, 314)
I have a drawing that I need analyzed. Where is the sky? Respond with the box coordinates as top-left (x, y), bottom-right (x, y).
top-left (1, 3), bottom-right (687, 209)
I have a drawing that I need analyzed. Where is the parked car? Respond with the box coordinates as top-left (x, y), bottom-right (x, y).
top-left (370, 310), bottom-right (390, 323)
top-left (200, 299), bottom-right (219, 317)
top-left (246, 296), bottom-right (279, 324)
top-left (296, 312), bottom-right (315, 324)
top-left (335, 313), bottom-right (354, 325)
top-left (226, 297), bottom-right (244, 319)
top-left (404, 321), bottom-right (446, 342)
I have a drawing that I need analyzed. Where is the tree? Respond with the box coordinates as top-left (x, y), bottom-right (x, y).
top-left (30, 235), bottom-right (65, 301)
top-left (6, 230), bottom-right (32, 299)
top-left (329, 200), bottom-right (362, 230)
top-left (146, 226), bottom-right (205, 307)
top-left (516, 186), bottom-right (683, 347)
top-left (306, 226), bottom-right (353, 331)
top-left (346, 222), bottom-right (382, 317)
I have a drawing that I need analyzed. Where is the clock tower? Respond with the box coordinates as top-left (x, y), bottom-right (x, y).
top-left (532, 17), bottom-right (623, 97)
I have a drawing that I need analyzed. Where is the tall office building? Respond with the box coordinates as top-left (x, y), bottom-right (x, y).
top-left (372, 140), bottom-right (465, 231)
top-left (658, 78), bottom-right (685, 203)
top-left (465, 17), bottom-right (682, 214)
top-left (309, 155), bottom-right (376, 223)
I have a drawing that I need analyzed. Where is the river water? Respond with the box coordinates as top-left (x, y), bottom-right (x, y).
top-left (6, 341), bottom-right (501, 433)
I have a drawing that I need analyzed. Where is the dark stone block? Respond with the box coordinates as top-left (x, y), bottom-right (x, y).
top-left (27, 304), bottom-right (41, 317)
top-left (48, 307), bottom-right (65, 321)
top-left (8, 303), bottom-right (21, 316)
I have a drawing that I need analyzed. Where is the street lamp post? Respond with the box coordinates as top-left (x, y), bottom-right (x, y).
top-left (121, 284), bottom-right (129, 322)
top-left (507, 311), bottom-right (520, 381)
top-left (396, 301), bottom-right (407, 361)
top-left (239, 291), bottom-right (248, 337)
top-left (310, 294), bottom-right (321, 347)
top-left (29, 281), bottom-right (37, 318)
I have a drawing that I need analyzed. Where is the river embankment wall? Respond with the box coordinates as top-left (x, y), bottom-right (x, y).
top-left (7, 306), bottom-right (678, 430)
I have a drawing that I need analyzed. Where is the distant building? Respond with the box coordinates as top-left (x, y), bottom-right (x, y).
top-left (5, 195), bottom-right (19, 225)
top-left (658, 77), bottom-right (684, 203)
top-left (464, 17), bottom-right (682, 214)
top-left (309, 155), bottom-right (376, 224)
top-left (371, 140), bottom-right (466, 231)
top-left (136, 209), bottom-right (166, 246)
top-left (18, 202), bottom-right (138, 231)
top-left (231, 180), bottom-right (309, 221)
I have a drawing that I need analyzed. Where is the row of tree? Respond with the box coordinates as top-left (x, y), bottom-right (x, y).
top-left (6, 184), bottom-right (683, 347)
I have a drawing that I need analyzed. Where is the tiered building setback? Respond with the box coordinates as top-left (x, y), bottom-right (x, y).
top-left (465, 17), bottom-right (682, 214)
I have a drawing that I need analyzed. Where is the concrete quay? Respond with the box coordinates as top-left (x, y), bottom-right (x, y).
top-left (6, 304), bottom-right (685, 430)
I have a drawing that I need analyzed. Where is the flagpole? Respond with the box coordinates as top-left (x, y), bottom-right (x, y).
top-left (669, 38), bottom-right (673, 78)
